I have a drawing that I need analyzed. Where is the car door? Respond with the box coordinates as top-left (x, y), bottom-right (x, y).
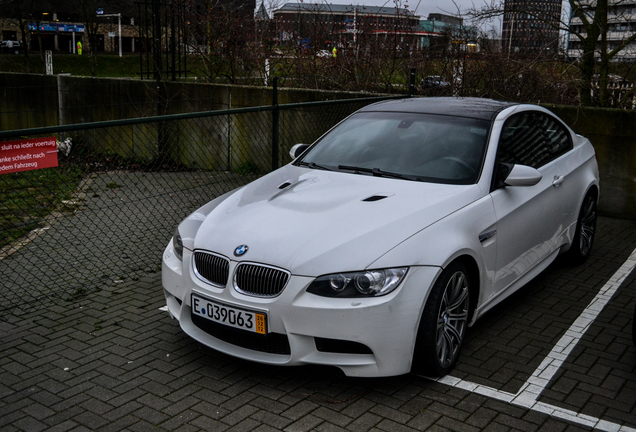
top-left (490, 111), bottom-right (573, 294)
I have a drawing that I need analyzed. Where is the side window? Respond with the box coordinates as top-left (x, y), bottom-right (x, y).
top-left (497, 112), bottom-right (572, 169)
top-left (536, 113), bottom-right (573, 160)
top-left (497, 113), bottom-right (545, 168)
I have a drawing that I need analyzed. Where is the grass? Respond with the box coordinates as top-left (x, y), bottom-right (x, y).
top-left (0, 163), bottom-right (84, 247)
top-left (0, 53), bottom-right (142, 77)
top-left (0, 52), bottom-right (217, 79)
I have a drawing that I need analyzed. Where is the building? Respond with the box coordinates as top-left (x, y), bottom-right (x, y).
top-left (272, 3), bottom-right (421, 49)
top-left (419, 13), bottom-right (479, 52)
top-left (0, 14), bottom-right (138, 54)
top-left (567, 0), bottom-right (636, 61)
top-left (428, 13), bottom-right (463, 27)
top-left (502, 0), bottom-right (562, 55)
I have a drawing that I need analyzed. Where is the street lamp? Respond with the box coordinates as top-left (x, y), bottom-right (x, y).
top-left (98, 12), bottom-right (122, 57)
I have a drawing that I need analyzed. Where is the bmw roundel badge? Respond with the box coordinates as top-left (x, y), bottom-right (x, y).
top-left (234, 245), bottom-right (249, 257)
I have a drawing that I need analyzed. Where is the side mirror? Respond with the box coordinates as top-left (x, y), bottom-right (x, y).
top-left (289, 143), bottom-right (309, 160)
top-left (500, 163), bottom-right (542, 187)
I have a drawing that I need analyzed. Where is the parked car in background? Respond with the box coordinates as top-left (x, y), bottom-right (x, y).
top-left (421, 75), bottom-right (450, 88)
top-left (316, 49), bottom-right (331, 58)
top-left (162, 97), bottom-right (599, 377)
top-left (0, 40), bottom-right (22, 55)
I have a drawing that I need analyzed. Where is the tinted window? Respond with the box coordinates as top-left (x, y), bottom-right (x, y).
top-left (497, 112), bottom-right (572, 168)
top-left (300, 112), bottom-right (491, 185)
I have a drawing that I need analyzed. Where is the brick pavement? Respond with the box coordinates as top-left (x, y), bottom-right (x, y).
top-left (1, 215), bottom-right (635, 432)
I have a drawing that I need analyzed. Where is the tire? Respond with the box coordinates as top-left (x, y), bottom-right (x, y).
top-left (568, 191), bottom-right (597, 264)
top-left (412, 261), bottom-right (471, 377)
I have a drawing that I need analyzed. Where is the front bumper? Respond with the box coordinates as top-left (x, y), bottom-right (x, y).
top-left (162, 242), bottom-right (440, 377)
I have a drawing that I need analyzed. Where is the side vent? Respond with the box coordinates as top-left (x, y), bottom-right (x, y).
top-left (362, 195), bottom-right (388, 202)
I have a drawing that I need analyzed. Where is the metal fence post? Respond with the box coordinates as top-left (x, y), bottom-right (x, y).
top-left (272, 76), bottom-right (279, 171)
top-left (409, 68), bottom-right (415, 97)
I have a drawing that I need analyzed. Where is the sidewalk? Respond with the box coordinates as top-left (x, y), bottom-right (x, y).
top-left (1, 215), bottom-right (635, 432)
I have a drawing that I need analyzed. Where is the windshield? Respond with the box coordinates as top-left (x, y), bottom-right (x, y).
top-left (298, 112), bottom-right (491, 185)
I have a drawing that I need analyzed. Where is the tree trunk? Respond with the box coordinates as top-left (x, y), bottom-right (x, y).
top-left (18, 19), bottom-right (30, 73)
top-left (597, 0), bottom-right (609, 107)
top-left (578, 19), bottom-right (601, 106)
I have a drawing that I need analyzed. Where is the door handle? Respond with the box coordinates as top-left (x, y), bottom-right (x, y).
top-left (552, 175), bottom-right (565, 187)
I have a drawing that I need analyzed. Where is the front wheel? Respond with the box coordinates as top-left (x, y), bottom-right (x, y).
top-left (412, 261), bottom-right (471, 377)
top-left (568, 191), bottom-right (597, 264)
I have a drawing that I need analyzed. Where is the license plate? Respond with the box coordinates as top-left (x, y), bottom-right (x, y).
top-left (191, 294), bottom-right (267, 334)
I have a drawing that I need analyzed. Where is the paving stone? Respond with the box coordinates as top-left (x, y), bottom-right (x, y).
top-left (21, 402), bottom-right (56, 420)
top-left (132, 405), bottom-right (171, 425)
top-left (46, 420), bottom-right (79, 432)
top-left (283, 413), bottom-right (323, 432)
top-left (95, 415), bottom-right (138, 432)
top-left (250, 409), bottom-right (294, 429)
top-left (157, 409), bottom-right (199, 430)
top-left (249, 395), bottom-right (290, 414)
top-left (1, 213), bottom-right (635, 432)
top-left (375, 418), bottom-right (419, 432)
top-left (312, 406), bottom-right (353, 427)
top-left (314, 422), bottom-right (349, 432)
top-left (69, 411), bottom-right (110, 430)
top-left (463, 407), bottom-right (499, 429)
top-left (405, 410), bottom-right (442, 431)
top-left (345, 412), bottom-right (383, 431)
top-left (493, 412), bottom-right (543, 432)
top-left (101, 401), bottom-right (143, 422)
top-left (220, 404), bottom-right (259, 426)
top-left (369, 403), bottom-right (413, 423)
top-left (281, 399), bottom-right (320, 421)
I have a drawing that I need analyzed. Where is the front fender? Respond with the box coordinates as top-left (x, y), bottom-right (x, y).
top-left (369, 194), bottom-right (497, 312)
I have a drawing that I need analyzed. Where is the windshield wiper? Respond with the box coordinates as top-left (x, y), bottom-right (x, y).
top-left (337, 165), bottom-right (419, 181)
top-left (297, 161), bottom-right (333, 171)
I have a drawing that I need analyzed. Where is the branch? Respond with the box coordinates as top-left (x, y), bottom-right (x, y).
top-left (607, 31), bottom-right (636, 59)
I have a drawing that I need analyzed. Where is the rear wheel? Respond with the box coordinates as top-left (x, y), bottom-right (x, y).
top-left (568, 191), bottom-right (597, 264)
top-left (412, 261), bottom-right (470, 377)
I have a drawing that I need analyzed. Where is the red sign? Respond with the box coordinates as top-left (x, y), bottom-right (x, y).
top-left (0, 137), bottom-right (59, 175)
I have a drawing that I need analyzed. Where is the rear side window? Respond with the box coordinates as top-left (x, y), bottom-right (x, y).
top-left (497, 112), bottom-right (572, 168)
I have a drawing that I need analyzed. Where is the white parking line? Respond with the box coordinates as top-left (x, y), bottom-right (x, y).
top-left (437, 247), bottom-right (636, 431)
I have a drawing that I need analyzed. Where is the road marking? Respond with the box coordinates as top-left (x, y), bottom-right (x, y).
top-left (437, 247), bottom-right (636, 432)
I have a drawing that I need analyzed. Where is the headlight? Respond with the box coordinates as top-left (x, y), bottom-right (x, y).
top-left (173, 227), bottom-right (184, 261)
top-left (307, 268), bottom-right (408, 297)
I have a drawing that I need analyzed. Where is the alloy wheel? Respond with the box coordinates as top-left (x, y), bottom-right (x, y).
top-left (579, 195), bottom-right (597, 257)
top-left (436, 271), bottom-right (469, 368)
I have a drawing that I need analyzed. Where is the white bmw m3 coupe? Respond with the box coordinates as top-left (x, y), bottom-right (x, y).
top-left (162, 97), bottom-right (599, 377)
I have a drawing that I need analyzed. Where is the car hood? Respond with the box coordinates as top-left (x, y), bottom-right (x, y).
top-left (194, 164), bottom-right (482, 276)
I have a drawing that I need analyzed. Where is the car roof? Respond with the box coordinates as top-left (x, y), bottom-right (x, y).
top-left (358, 97), bottom-right (518, 121)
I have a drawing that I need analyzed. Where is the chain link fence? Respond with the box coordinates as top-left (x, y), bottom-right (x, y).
top-left (0, 94), bottom-right (404, 317)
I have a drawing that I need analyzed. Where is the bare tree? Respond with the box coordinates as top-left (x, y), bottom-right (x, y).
top-left (469, 0), bottom-right (636, 106)
top-left (265, 0), bottom-right (420, 92)
top-left (185, 0), bottom-right (260, 84)
top-left (1, 0), bottom-right (48, 71)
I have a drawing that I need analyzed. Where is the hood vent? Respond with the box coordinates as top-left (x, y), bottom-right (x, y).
top-left (278, 181), bottom-right (292, 189)
top-left (362, 195), bottom-right (389, 202)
